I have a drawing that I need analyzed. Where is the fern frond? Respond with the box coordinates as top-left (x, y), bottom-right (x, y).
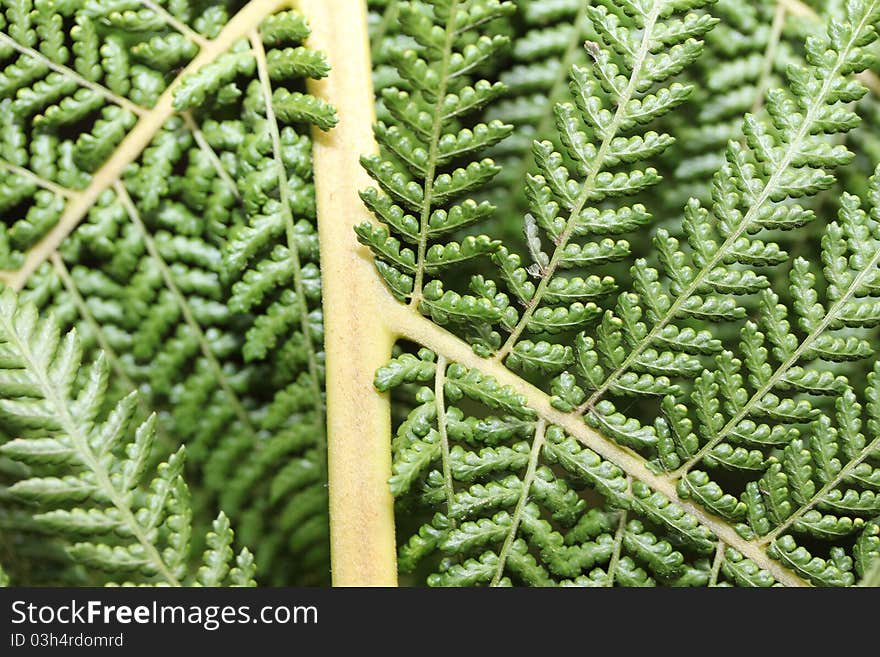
top-left (657, 168), bottom-right (880, 475)
top-left (205, 12), bottom-right (333, 584)
top-left (381, 334), bottom-right (880, 586)
top-left (651, 168), bottom-right (880, 580)
top-left (12, 6), bottom-right (336, 585)
top-left (383, 349), bottom-right (728, 586)
top-left (0, 289), bottom-right (254, 585)
top-left (483, 0), bottom-right (718, 370)
top-left (529, 0), bottom-right (880, 448)
top-left (373, 0), bottom-right (880, 587)
top-left (0, 0), bottom-right (221, 270)
top-left (0, 459), bottom-right (83, 584)
top-left (358, 0), bottom-right (517, 325)
top-left (6, 0), bottom-right (880, 591)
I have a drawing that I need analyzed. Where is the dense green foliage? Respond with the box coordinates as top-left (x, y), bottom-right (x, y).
top-left (0, 289), bottom-right (256, 585)
top-left (2, 0), bottom-right (880, 587)
top-left (369, 0), bottom-right (880, 586)
top-left (0, 1), bottom-right (333, 586)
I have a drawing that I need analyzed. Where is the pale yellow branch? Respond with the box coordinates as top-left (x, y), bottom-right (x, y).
top-left (708, 540), bottom-right (726, 587)
top-left (606, 504), bottom-right (629, 587)
top-left (300, 0), bottom-right (398, 586)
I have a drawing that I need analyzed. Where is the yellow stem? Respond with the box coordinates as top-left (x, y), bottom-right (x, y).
top-left (299, 0), bottom-right (398, 586)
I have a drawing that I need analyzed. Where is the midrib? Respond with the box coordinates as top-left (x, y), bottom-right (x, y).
top-left (250, 26), bottom-right (328, 482)
top-left (410, 0), bottom-right (461, 306)
top-left (0, 310), bottom-right (182, 586)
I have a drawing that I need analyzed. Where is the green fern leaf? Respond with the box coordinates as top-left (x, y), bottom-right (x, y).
top-left (0, 289), bottom-right (253, 585)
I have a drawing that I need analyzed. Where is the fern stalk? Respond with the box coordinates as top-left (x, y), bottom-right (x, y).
top-left (708, 540), bottom-right (725, 586)
top-left (761, 431), bottom-right (880, 545)
top-left (178, 111), bottom-right (241, 202)
top-left (303, 0), bottom-right (398, 585)
top-left (369, 0), bottom-right (400, 57)
top-left (0, 31), bottom-right (148, 116)
top-left (113, 181), bottom-right (257, 437)
top-left (434, 355), bottom-right (457, 526)
top-left (49, 253), bottom-right (134, 392)
top-left (48, 253), bottom-right (164, 438)
top-left (136, 0), bottom-right (210, 47)
top-left (5, 0), bottom-right (873, 588)
top-left (0, 160), bottom-right (75, 199)
top-left (411, 0), bottom-right (462, 305)
top-left (249, 25), bottom-right (326, 477)
top-left (490, 418), bottom-right (546, 586)
top-left (606, 505), bottom-right (629, 587)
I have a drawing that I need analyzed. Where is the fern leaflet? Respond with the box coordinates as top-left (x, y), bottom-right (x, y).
top-left (0, 289), bottom-right (255, 585)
